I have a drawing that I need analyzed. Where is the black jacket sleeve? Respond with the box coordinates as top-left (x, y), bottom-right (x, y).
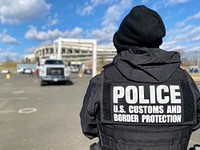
top-left (185, 71), bottom-right (200, 131)
top-left (80, 74), bottom-right (101, 139)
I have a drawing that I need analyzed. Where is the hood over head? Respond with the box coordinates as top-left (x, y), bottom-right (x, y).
top-left (113, 5), bottom-right (166, 54)
top-left (113, 47), bottom-right (181, 83)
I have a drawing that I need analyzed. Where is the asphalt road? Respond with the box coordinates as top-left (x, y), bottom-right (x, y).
top-left (0, 73), bottom-right (199, 150)
top-left (0, 73), bottom-right (97, 150)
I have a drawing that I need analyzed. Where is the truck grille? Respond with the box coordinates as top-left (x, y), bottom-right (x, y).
top-left (47, 68), bottom-right (64, 76)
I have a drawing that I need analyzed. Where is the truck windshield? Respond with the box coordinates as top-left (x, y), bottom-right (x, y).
top-left (45, 60), bottom-right (64, 65)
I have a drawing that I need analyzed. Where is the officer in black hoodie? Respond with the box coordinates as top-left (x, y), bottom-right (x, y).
top-left (80, 5), bottom-right (200, 150)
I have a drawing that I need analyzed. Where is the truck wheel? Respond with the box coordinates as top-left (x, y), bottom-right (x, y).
top-left (41, 80), bottom-right (45, 86)
top-left (66, 80), bottom-right (74, 85)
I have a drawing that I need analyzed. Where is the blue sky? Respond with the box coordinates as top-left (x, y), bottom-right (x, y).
top-left (0, 0), bottom-right (200, 62)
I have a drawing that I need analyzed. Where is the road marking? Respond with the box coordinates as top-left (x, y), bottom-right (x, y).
top-left (0, 110), bottom-right (16, 114)
top-left (18, 108), bottom-right (37, 114)
top-left (0, 100), bottom-right (10, 108)
top-left (0, 97), bottom-right (28, 108)
top-left (13, 90), bottom-right (24, 94)
top-left (5, 83), bottom-right (12, 86)
top-left (8, 97), bottom-right (28, 100)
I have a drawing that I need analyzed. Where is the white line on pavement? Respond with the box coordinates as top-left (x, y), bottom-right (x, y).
top-left (18, 108), bottom-right (37, 114)
top-left (8, 97), bottom-right (28, 100)
top-left (0, 110), bottom-right (16, 114)
top-left (5, 83), bottom-right (12, 86)
top-left (0, 100), bottom-right (10, 108)
top-left (13, 90), bottom-right (24, 94)
top-left (0, 97), bottom-right (28, 108)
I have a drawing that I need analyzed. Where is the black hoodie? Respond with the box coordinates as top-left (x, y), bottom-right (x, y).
top-left (113, 47), bottom-right (181, 83)
top-left (80, 5), bottom-right (200, 143)
top-left (80, 47), bottom-right (200, 140)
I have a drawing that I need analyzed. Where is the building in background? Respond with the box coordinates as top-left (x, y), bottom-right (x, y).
top-left (24, 54), bottom-right (35, 63)
top-left (32, 38), bottom-right (117, 69)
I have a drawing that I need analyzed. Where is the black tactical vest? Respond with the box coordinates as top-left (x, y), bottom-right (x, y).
top-left (98, 64), bottom-right (196, 150)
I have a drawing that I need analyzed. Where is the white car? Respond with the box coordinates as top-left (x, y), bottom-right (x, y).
top-left (23, 68), bottom-right (33, 74)
top-left (1, 69), bottom-right (10, 74)
top-left (71, 66), bottom-right (79, 73)
top-left (17, 68), bottom-right (24, 73)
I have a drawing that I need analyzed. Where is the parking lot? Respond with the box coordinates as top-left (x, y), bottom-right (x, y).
top-left (0, 73), bottom-right (199, 150)
top-left (0, 73), bottom-right (97, 150)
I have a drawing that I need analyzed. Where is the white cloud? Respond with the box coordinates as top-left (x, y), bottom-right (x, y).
top-left (77, 5), bottom-right (94, 16)
top-left (2, 0), bottom-right (132, 47)
top-left (170, 26), bottom-right (200, 44)
top-left (42, 14), bottom-right (58, 29)
top-left (161, 41), bottom-right (177, 51)
top-left (0, 30), bottom-right (19, 44)
top-left (25, 46), bottom-right (36, 54)
top-left (161, 25), bottom-right (200, 58)
top-left (76, 0), bottom-right (132, 44)
top-left (0, 50), bottom-right (23, 62)
top-left (176, 11), bottom-right (200, 27)
top-left (102, 0), bottom-right (131, 26)
top-left (86, 0), bottom-right (132, 44)
top-left (76, 0), bottom-right (117, 16)
top-left (165, 0), bottom-right (190, 6)
top-left (87, 24), bottom-right (117, 44)
top-left (91, 0), bottom-right (114, 6)
top-left (161, 7), bottom-right (200, 55)
top-left (76, 3), bottom-right (93, 16)
top-left (161, 40), bottom-right (190, 53)
top-left (0, 0), bottom-right (51, 24)
top-left (190, 45), bottom-right (200, 52)
top-left (25, 26), bottom-right (83, 41)
top-left (142, 0), bottom-right (149, 3)
top-left (47, 15), bottom-right (58, 26)
top-left (153, 0), bottom-right (190, 10)
top-left (192, 12), bottom-right (200, 19)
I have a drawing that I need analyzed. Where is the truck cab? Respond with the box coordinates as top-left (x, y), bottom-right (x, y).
top-left (39, 59), bottom-right (70, 86)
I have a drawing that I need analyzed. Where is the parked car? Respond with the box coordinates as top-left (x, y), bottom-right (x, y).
top-left (71, 66), bottom-right (79, 73)
top-left (1, 69), bottom-right (10, 74)
top-left (23, 68), bottom-right (33, 74)
top-left (17, 68), bottom-right (24, 73)
top-left (84, 68), bottom-right (92, 74)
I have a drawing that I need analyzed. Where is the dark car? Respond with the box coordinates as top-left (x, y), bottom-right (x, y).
top-left (84, 68), bottom-right (92, 74)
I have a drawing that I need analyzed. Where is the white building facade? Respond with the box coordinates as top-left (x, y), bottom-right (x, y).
top-left (33, 38), bottom-right (117, 67)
